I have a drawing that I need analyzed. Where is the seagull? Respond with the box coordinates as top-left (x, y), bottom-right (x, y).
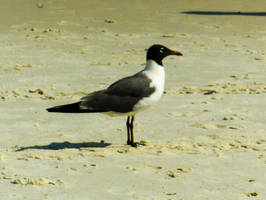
top-left (46, 44), bottom-right (183, 147)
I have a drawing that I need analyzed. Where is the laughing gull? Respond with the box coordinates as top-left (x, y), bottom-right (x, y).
top-left (47, 44), bottom-right (183, 147)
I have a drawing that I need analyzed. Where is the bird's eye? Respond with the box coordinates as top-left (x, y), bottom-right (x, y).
top-left (160, 48), bottom-right (164, 53)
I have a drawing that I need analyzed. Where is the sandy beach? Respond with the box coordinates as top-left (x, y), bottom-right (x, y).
top-left (0, 0), bottom-right (265, 199)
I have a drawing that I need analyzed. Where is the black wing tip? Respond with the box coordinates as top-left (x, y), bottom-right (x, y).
top-left (46, 107), bottom-right (56, 112)
top-left (46, 106), bottom-right (63, 112)
top-left (46, 102), bottom-right (105, 113)
top-left (46, 102), bottom-right (82, 113)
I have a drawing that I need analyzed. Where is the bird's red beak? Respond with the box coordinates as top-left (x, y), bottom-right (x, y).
top-left (171, 50), bottom-right (183, 56)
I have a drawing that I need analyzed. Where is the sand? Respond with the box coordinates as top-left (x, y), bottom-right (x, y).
top-left (0, 0), bottom-right (265, 199)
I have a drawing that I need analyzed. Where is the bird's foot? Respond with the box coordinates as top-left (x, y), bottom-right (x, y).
top-left (127, 141), bottom-right (137, 148)
top-left (130, 142), bottom-right (137, 148)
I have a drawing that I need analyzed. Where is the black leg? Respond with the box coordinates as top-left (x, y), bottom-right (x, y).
top-left (129, 116), bottom-right (136, 147)
top-left (126, 116), bottom-right (131, 145)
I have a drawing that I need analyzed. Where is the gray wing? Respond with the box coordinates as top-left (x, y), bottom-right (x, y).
top-left (106, 72), bottom-right (155, 97)
top-left (79, 72), bottom-right (155, 113)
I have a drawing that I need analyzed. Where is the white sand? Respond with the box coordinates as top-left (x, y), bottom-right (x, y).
top-left (0, 0), bottom-right (265, 199)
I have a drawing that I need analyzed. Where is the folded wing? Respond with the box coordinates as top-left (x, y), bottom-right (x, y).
top-left (80, 72), bottom-right (155, 113)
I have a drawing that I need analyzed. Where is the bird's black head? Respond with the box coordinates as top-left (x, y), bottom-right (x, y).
top-left (146, 44), bottom-right (183, 66)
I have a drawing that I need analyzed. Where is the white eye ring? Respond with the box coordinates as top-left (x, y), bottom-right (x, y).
top-left (160, 48), bottom-right (164, 53)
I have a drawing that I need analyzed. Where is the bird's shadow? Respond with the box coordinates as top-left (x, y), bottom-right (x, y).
top-left (15, 141), bottom-right (111, 152)
top-left (181, 11), bottom-right (266, 16)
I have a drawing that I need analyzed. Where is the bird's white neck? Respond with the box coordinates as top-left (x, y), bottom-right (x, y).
top-left (135, 59), bottom-right (165, 108)
top-left (143, 59), bottom-right (165, 82)
top-left (142, 59), bottom-right (165, 91)
top-left (144, 59), bottom-right (163, 71)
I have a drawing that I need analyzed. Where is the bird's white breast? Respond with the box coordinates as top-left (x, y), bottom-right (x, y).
top-left (133, 60), bottom-right (165, 111)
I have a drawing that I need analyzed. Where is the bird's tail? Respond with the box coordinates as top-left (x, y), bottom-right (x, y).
top-left (46, 102), bottom-right (90, 113)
